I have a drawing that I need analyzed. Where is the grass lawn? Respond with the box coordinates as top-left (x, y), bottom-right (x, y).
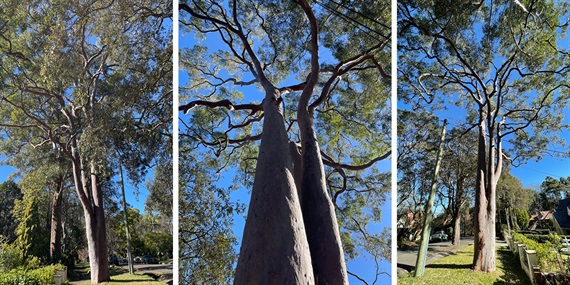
top-left (398, 245), bottom-right (531, 285)
top-left (73, 273), bottom-right (167, 285)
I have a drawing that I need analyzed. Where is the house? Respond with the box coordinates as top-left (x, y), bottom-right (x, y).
top-left (528, 210), bottom-right (553, 231)
top-left (553, 198), bottom-right (570, 235)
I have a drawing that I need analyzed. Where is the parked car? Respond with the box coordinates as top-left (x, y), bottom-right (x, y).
top-left (143, 255), bottom-right (157, 264)
top-left (561, 237), bottom-right (570, 247)
top-left (109, 256), bottom-right (120, 266)
top-left (430, 231), bottom-right (448, 242)
top-left (134, 256), bottom-right (143, 263)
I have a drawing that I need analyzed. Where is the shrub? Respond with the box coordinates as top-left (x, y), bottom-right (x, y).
top-left (0, 264), bottom-right (66, 285)
top-left (513, 233), bottom-right (559, 271)
top-left (0, 268), bottom-right (42, 285)
top-left (0, 244), bottom-right (24, 274)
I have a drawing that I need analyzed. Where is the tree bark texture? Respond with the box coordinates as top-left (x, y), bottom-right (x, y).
top-left (298, 111), bottom-right (348, 285)
top-left (234, 92), bottom-right (314, 285)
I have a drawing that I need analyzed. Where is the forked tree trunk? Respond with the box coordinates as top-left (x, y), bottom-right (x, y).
top-left (473, 117), bottom-right (498, 272)
top-left (49, 177), bottom-right (64, 262)
top-left (298, 110), bottom-right (348, 285)
top-left (69, 139), bottom-right (110, 283)
top-left (234, 92), bottom-right (314, 285)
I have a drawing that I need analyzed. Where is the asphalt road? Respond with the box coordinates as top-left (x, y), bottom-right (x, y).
top-left (397, 236), bottom-right (475, 274)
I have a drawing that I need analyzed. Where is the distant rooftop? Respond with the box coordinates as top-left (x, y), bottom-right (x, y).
top-left (553, 198), bottom-right (570, 229)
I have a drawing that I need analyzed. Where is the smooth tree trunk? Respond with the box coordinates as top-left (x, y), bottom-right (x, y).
top-left (234, 90), bottom-right (314, 285)
top-left (451, 179), bottom-right (464, 246)
top-left (119, 163), bottom-right (134, 274)
top-left (298, 108), bottom-right (348, 285)
top-left (69, 136), bottom-right (110, 283)
top-left (49, 177), bottom-right (64, 262)
top-left (414, 120), bottom-right (446, 277)
top-left (473, 115), bottom-right (500, 272)
top-left (289, 141), bottom-right (303, 204)
top-left (452, 212), bottom-right (461, 246)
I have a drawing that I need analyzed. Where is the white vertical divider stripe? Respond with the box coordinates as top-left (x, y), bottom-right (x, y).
top-left (173, 0), bottom-right (180, 283)
top-left (391, 0), bottom-right (398, 283)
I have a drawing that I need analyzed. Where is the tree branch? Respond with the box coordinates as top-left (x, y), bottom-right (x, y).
top-left (179, 99), bottom-right (262, 115)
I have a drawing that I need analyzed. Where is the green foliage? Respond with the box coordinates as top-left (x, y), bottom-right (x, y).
top-left (143, 233), bottom-right (172, 259)
top-left (513, 233), bottom-right (560, 272)
top-left (179, 151), bottom-right (243, 284)
top-left (0, 264), bottom-right (66, 285)
top-left (0, 244), bottom-right (24, 274)
top-left (0, 181), bottom-right (22, 243)
top-left (537, 176), bottom-right (570, 211)
top-left (12, 194), bottom-right (49, 261)
top-left (514, 208), bottom-right (531, 230)
top-left (0, 268), bottom-right (42, 285)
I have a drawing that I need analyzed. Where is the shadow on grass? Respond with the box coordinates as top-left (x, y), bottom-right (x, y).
top-left (426, 263), bottom-right (472, 269)
top-left (493, 246), bottom-right (531, 285)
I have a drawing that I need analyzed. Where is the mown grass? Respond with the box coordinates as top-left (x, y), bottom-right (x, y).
top-left (398, 245), bottom-right (531, 285)
top-left (74, 273), bottom-right (167, 285)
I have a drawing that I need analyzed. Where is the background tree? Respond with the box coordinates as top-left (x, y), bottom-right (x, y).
top-left (536, 176), bottom-right (570, 210)
top-left (0, 180), bottom-right (22, 243)
top-left (438, 128), bottom-right (477, 245)
top-left (496, 169), bottom-right (535, 232)
top-left (180, 0), bottom-right (391, 283)
top-left (399, 0), bottom-right (570, 272)
top-left (397, 110), bottom-right (441, 243)
top-left (178, 150), bottom-right (243, 284)
top-left (0, 1), bottom-right (171, 283)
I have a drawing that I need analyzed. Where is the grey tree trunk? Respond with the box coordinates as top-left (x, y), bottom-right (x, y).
top-left (49, 177), bottom-right (64, 262)
top-left (414, 119), bottom-right (447, 277)
top-left (451, 179), bottom-right (464, 246)
top-left (119, 163), bottom-right (134, 274)
top-left (298, 111), bottom-right (348, 285)
top-left (452, 212), bottom-right (461, 246)
top-left (234, 91), bottom-right (314, 285)
top-left (473, 115), bottom-right (499, 272)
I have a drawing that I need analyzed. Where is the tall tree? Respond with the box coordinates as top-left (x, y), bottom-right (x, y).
top-left (399, 0), bottom-right (570, 272)
top-left (438, 128), bottom-right (477, 246)
top-left (0, 180), bottom-right (22, 243)
top-left (397, 110), bottom-right (441, 243)
top-left (496, 169), bottom-right (535, 231)
top-left (180, 0), bottom-right (391, 283)
top-left (0, 1), bottom-right (171, 283)
top-left (537, 176), bottom-right (570, 210)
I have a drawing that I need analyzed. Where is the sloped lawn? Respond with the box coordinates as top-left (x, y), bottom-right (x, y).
top-left (398, 245), bottom-right (530, 285)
